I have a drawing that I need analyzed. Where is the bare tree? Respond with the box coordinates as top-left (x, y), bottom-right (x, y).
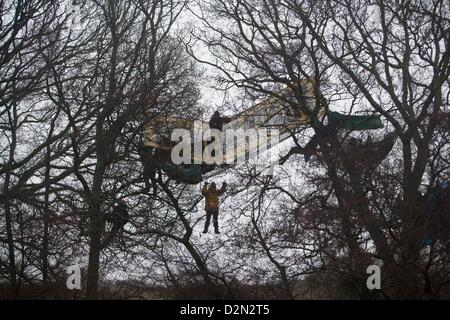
top-left (191, 0), bottom-right (449, 298)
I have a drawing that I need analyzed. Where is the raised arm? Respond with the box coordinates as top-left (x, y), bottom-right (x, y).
top-left (201, 183), bottom-right (208, 195)
top-left (222, 116), bottom-right (232, 123)
top-left (218, 182), bottom-right (227, 195)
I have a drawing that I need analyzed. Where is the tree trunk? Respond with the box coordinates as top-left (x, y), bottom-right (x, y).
top-left (86, 162), bottom-right (106, 299)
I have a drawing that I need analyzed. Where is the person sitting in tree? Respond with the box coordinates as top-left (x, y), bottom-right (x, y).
top-left (209, 111), bottom-right (232, 131)
top-left (207, 111), bottom-right (232, 157)
top-left (201, 182), bottom-right (227, 234)
top-left (102, 199), bottom-right (130, 248)
top-left (105, 199), bottom-right (129, 235)
top-left (138, 145), bottom-right (157, 193)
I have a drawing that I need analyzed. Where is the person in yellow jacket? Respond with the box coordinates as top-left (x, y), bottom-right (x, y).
top-left (201, 181), bottom-right (227, 234)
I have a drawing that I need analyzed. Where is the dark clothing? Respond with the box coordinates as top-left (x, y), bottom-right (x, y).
top-left (303, 111), bottom-right (383, 162)
top-left (107, 202), bottom-right (129, 229)
top-left (207, 112), bottom-right (230, 159)
top-left (203, 208), bottom-right (220, 234)
top-left (143, 165), bottom-right (156, 192)
top-left (102, 202), bottom-right (129, 248)
top-left (209, 112), bottom-right (231, 131)
top-left (139, 146), bottom-right (157, 192)
top-left (303, 123), bottom-right (337, 162)
top-left (139, 146), bottom-right (170, 193)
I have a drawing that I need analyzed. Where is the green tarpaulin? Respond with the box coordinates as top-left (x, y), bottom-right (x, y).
top-left (328, 111), bottom-right (384, 131)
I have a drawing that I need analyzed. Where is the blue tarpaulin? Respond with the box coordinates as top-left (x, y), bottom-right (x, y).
top-left (423, 181), bottom-right (450, 246)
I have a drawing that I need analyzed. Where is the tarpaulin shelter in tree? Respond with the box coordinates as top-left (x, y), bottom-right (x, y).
top-left (140, 80), bottom-right (389, 184)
